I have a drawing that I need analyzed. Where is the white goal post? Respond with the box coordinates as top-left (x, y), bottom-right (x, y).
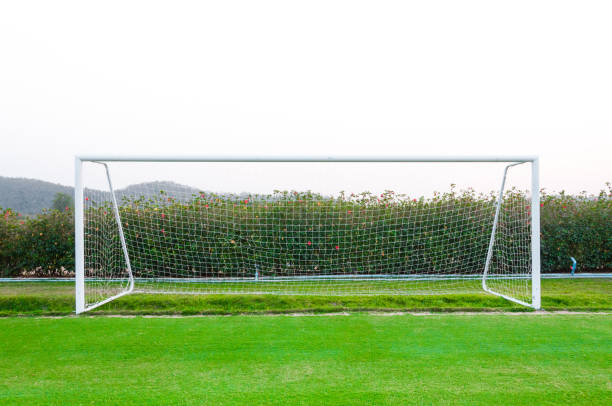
top-left (75, 155), bottom-right (541, 313)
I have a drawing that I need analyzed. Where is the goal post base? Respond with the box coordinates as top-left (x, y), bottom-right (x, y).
top-left (482, 284), bottom-right (539, 309)
top-left (76, 286), bottom-right (134, 315)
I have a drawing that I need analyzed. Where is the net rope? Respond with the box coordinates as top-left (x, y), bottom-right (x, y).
top-left (82, 162), bottom-right (532, 309)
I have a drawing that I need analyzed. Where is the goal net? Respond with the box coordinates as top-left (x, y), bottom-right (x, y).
top-left (75, 157), bottom-right (540, 313)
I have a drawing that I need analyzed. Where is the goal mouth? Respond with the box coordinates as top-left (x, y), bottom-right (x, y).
top-left (74, 156), bottom-right (540, 313)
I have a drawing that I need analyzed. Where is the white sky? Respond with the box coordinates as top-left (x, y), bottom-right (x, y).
top-left (0, 1), bottom-right (610, 195)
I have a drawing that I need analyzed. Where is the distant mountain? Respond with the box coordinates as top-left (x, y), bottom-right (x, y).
top-left (0, 175), bottom-right (326, 214)
top-left (0, 177), bottom-right (73, 215)
top-left (114, 181), bottom-right (201, 199)
top-left (0, 177), bottom-right (206, 215)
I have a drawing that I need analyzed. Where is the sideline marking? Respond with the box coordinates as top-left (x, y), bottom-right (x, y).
top-left (4, 311), bottom-right (610, 319)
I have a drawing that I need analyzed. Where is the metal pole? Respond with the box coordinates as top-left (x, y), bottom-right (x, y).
top-left (102, 163), bottom-right (135, 292)
top-left (76, 155), bottom-right (538, 163)
top-left (481, 162), bottom-right (536, 309)
top-left (74, 157), bottom-right (85, 314)
top-left (531, 158), bottom-right (541, 309)
top-left (482, 163), bottom-right (515, 289)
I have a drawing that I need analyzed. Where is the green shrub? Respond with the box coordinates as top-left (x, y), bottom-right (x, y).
top-left (0, 208), bottom-right (24, 276)
top-left (0, 208), bottom-right (73, 277)
top-left (96, 188), bottom-right (517, 277)
top-left (0, 184), bottom-right (610, 276)
top-left (541, 183), bottom-right (612, 272)
top-left (23, 209), bottom-right (74, 276)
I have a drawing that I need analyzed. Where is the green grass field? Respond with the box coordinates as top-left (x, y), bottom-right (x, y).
top-left (1, 314), bottom-right (611, 405)
top-left (0, 278), bottom-right (610, 404)
top-left (0, 278), bottom-right (610, 315)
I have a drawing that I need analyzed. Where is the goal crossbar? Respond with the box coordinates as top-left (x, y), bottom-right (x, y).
top-left (77, 155), bottom-right (538, 163)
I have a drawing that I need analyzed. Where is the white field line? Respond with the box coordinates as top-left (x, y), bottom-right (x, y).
top-left (12, 311), bottom-right (612, 319)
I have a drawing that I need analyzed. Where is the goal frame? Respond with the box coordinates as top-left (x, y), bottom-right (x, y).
top-left (75, 155), bottom-right (541, 313)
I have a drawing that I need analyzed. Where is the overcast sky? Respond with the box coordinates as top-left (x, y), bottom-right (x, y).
top-left (0, 1), bottom-right (610, 195)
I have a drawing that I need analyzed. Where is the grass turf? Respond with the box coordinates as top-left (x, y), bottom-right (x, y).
top-left (0, 314), bottom-right (610, 405)
top-left (0, 278), bottom-right (610, 315)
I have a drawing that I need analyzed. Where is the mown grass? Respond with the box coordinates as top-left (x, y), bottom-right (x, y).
top-left (0, 314), bottom-right (610, 405)
top-left (0, 278), bottom-right (610, 316)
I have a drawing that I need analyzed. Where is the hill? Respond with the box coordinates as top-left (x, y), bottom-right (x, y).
top-left (0, 177), bottom-right (206, 215)
top-left (0, 177), bottom-right (73, 215)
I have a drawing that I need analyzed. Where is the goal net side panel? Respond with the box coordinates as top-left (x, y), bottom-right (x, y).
top-left (77, 162), bottom-right (133, 313)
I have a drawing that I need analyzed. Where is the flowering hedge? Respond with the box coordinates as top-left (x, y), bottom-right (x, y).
top-left (0, 207), bottom-right (74, 277)
top-left (540, 185), bottom-right (611, 272)
top-left (90, 189), bottom-right (509, 278)
top-left (1, 184), bottom-right (610, 277)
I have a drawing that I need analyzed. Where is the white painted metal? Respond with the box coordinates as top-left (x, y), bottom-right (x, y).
top-left (531, 158), bottom-right (541, 309)
top-left (100, 162), bottom-right (135, 293)
top-left (79, 289), bottom-right (134, 313)
top-left (482, 162), bottom-right (524, 292)
top-left (77, 155), bottom-right (538, 163)
top-left (78, 163), bottom-right (135, 314)
top-left (74, 157), bottom-right (85, 314)
top-left (481, 162), bottom-right (538, 308)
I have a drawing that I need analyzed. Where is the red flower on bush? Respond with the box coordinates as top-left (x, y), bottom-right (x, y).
top-left (347, 210), bottom-right (352, 214)
top-left (161, 213), bottom-right (165, 219)
top-left (540, 203), bottom-right (544, 207)
top-left (307, 241), bottom-right (312, 246)
top-left (205, 204), bottom-right (209, 208)
top-left (413, 198), bottom-right (417, 202)
top-left (161, 228), bottom-right (165, 234)
top-left (244, 199), bottom-right (249, 204)
top-left (335, 245), bottom-right (339, 250)
top-left (85, 197), bottom-right (89, 201)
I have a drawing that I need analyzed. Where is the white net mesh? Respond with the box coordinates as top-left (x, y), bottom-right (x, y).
top-left (81, 161), bottom-right (533, 309)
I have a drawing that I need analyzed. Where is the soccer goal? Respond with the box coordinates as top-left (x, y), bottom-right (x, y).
top-left (75, 156), bottom-right (541, 313)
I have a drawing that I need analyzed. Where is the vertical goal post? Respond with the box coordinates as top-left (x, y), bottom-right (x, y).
top-left (75, 155), bottom-right (541, 313)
